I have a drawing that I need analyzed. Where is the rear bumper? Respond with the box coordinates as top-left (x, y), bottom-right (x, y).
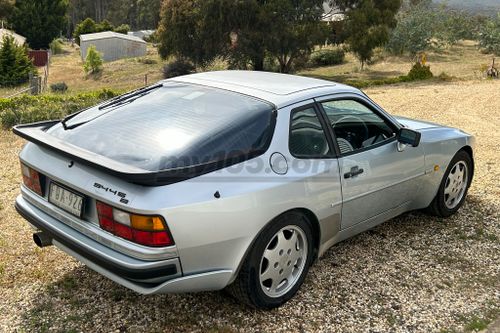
top-left (15, 195), bottom-right (233, 294)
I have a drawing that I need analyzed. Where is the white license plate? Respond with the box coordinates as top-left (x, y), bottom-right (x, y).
top-left (48, 183), bottom-right (84, 217)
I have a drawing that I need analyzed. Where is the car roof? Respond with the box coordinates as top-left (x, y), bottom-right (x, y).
top-left (168, 71), bottom-right (360, 108)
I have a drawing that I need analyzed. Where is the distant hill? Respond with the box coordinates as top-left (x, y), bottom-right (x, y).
top-left (433, 0), bottom-right (500, 15)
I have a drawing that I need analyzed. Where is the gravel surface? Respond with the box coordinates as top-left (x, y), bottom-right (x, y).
top-left (0, 79), bottom-right (498, 333)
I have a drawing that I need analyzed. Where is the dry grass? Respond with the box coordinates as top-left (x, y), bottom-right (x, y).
top-left (300, 40), bottom-right (497, 83)
top-left (0, 79), bottom-right (499, 332)
top-left (47, 43), bottom-right (166, 93)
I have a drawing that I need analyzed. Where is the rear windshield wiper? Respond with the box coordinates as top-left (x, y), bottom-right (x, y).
top-left (98, 83), bottom-right (163, 110)
top-left (61, 83), bottom-right (163, 130)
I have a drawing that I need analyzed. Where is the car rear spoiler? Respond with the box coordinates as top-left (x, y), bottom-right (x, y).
top-left (13, 121), bottom-right (246, 186)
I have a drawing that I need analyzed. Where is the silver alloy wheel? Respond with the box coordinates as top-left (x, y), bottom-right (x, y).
top-left (444, 161), bottom-right (468, 209)
top-left (259, 225), bottom-right (308, 298)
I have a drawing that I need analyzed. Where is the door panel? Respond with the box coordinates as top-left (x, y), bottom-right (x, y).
top-left (315, 94), bottom-right (425, 229)
top-left (339, 140), bottom-right (424, 228)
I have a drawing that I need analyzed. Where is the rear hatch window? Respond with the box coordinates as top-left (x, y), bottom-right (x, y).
top-left (47, 82), bottom-right (275, 172)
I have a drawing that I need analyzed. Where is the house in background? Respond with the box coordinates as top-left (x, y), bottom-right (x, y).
top-left (0, 28), bottom-right (26, 47)
top-left (80, 31), bottom-right (147, 62)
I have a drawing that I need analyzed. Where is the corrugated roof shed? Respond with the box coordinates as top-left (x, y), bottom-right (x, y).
top-left (80, 31), bottom-right (146, 44)
top-left (80, 31), bottom-right (147, 62)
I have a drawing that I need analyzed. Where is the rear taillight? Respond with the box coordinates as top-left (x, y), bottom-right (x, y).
top-left (21, 163), bottom-right (43, 196)
top-left (96, 201), bottom-right (174, 247)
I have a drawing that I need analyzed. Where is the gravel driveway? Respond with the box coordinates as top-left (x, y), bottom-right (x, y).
top-left (0, 79), bottom-right (498, 333)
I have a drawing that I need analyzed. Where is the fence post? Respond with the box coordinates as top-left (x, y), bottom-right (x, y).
top-left (30, 74), bottom-right (40, 95)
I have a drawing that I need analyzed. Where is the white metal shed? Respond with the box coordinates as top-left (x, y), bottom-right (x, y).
top-left (0, 28), bottom-right (26, 47)
top-left (80, 31), bottom-right (147, 62)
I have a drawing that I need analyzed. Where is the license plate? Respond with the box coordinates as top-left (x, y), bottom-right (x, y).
top-left (48, 183), bottom-right (84, 217)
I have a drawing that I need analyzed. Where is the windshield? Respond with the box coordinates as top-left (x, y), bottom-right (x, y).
top-left (48, 82), bottom-right (275, 172)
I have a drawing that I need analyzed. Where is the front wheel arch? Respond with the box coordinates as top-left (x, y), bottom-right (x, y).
top-left (460, 145), bottom-right (474, 182)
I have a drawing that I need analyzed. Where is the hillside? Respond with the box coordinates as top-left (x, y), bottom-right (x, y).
top-left (433, 0), bottom-right (500, 15)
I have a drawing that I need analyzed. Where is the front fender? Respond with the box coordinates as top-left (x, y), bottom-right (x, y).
top-left (412, 127), bottom-right (475, 209)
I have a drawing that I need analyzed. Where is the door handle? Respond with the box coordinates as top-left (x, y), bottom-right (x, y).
top-left (344, 166), bottom-right (364, 179)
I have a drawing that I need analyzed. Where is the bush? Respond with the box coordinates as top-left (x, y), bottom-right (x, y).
top-left (74, 18), bottom-right (98, 45)
top-left (479, 13), bottom-right (500, 55)
top-left (49, 39), bottom-right (64, 55)
top-left (0, 89), bottom-right (119, 128)
top-left (96, 19), bottom-right (113, 33)
top-left (0, 36), bottom-right (34, 86)
top-left (387, 5), bottom-right (436, 57)
top-left (199, 56), bottom-right (229, 72)
top-left (137, 57), bottom-right (157, 65)
top-left (50, 82), bottom-right (68, 93)
top-left (113, 24), bottom-right (130, 35)
top-left (310, 49), bottom-right (345, 67)
top-left (162, 59), bottom-right (195, 78)
top-left (84, 45), bottom-right (103, 75)
top-left (407, 62), bottom-right (433, 81)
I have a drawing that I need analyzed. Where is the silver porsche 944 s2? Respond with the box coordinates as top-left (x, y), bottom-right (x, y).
top-left (14, 71), bottom-right (474, 308)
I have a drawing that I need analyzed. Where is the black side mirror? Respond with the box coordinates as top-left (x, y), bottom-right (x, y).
top-left (397, 128), bottom-right (421, 147)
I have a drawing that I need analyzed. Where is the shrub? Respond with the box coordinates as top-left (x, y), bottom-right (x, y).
top-left (407, 62), bottom-right (433, 80)
top-left (137, 57), bottom-right (157, 65)
top-left (113, 24), bottom-right (130, 35)
top-left (291, 53), bottom-right (311, 71)
top-left (50, 82), bottom-right (68, 93)
top-left (0, 36), bottom-right (34, 86)
top-left (479, 13), bottom-right (500, 55)
top-left (96, 19), bottom-right (114, 33)
top-left (0, 89), bottom-right (119, 128)
top-left (310, 49), bottom-right (345, 67)
top-left (162, 59), bottom-right (195, 78)
top-left (199, 56), bottom-right (229, 72)
top-left (387, 5), bottom-right (436, 57)
top-left (84, 45), bottom-right (103, 75)
top-left (74, 18), bottom-right (98, 45)
top-left (49, 39), bottom-right (64, 55)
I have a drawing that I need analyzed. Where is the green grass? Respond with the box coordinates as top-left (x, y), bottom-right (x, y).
top-left (465, 317), bottom-right (490, 331)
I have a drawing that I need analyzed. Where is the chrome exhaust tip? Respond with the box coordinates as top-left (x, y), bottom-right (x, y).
top-left (33, 232), bottom-right (52, 248)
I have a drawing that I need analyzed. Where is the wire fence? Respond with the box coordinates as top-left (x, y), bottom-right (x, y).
top-left (0, 65), bottom-right (49, 98)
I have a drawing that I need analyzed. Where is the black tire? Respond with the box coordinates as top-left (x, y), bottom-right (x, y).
top-left (425, 150), bottom-right (473, 217)
top-left (227, 211), bottom-right (314, 309)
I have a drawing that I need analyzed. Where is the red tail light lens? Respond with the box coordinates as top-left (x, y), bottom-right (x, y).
top-left (21, 163), bottom-right (43, 196)
top-left (96, 201), bottom-right (174, 247)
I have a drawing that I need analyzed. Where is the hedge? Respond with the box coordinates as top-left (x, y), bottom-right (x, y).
top-left (0, 89), bottom-right (119, 128)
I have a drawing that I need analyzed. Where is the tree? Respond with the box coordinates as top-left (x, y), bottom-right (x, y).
top-left (343, 0), bottom-right (401, 69)
top-left (479, 13), bottom-right (500, 56)
top-left (74, 18), bottom-right (130, 44)
top-left (11, 0), bottom-right (68, 49)
top-left (0, 0), bottom-right (14, 22)
top-left (83, 45), bottom-right (103, 74)
top-left (387, 4), bottom-right (435, 59)
top-left (157, 0), bottom-right (204, 63)
top-left (113, 24), bottom-right (130, 35)
top-left (96, 19), bottom-right (114, 32)
top-left (0, 35), bottom-right (34, 86)
top-left (74, 18), bottom-right (98, 44)
top-left (262, 0), bottom-right (327, 73)
top-left (157, 0), bottom-right (328, 72)
top-left (387, 3), bottom-right (481, 59)
top-left (67, 0), bottom-right (162, 36)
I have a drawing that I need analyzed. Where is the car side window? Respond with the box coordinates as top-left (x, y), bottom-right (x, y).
top-left (320, 100), bottom-right (396, 155)
top-left (289, 106), bottom-right (331, 158)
